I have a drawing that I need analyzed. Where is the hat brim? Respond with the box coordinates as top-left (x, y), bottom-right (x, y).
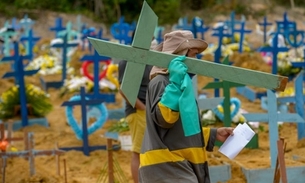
top-left (153, 39), bottom-right (208, 54)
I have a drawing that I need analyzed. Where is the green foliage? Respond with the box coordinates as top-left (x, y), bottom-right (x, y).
top-left (107, 118), bottom-right (130, 133)
top-left (0, 84), bottom-right (53, 120)
top-left (152, 0), bottom-right (181, 25)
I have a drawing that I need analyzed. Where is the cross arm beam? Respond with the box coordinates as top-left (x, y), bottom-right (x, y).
top-left (88, 38), bottom-right (288, 91)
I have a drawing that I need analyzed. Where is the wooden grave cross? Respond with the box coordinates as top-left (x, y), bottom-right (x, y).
top-left (191, 17), bottom-right (210, 39)
top-left (203, 57), bottom-right (244, 127)
top-left (0, 132), bottom-right (65, 178)
top-left (11, 17), bottom-right (21, 31)
top-left (58, 21), bottom-right (79, 41)
top-left (233, 21), bottom-right (252, 53)
top-left (258, 32), bottom-right (289, 74)
top-left (0, 21), bottom-right (17, 56)
top-left (224, 11), bottom-right (245, 43)
top-left (277, 71), bottom-right (305, 140)
top-left (75, 15), bottom-right (85, 33)
top-left (243, 90), bottom-right (305, 168)
top-left (20, 29), bottom-right (41, 60)
top-left (211, 24), bottom-right (232, 97)
top-left (49, 17), bottom-right (66, 38)
top-left (273, 138), bottom-right (288, 183)
top-left (175, 16), bottom-right (192, 32)
top-left (19, 14), bottom-right (35, 55)
top-left (0, 122), bottom-right (24, 150)
top-left (1, 42), bottom-right (39, 128)
top-left (276, 12), bottom-right (296, 37)
top-left (110, 16), bottom-right (133, 44)
top-left (258, 16), bottom-right (273, 44)
top-left (60, 87), bottom-right (119, 156)
top-left (80, 49), bottom-right (115, 102)
top-left (40, 33), bottom-right (78, 90)
top-left (88, 1), bottom-right (288, 108)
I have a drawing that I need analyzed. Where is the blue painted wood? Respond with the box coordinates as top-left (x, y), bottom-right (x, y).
top-left (40, 34), bottom-right (78, 90)
top-left (110, 16), bottom-right (133, 44)
top-left (11, 17), bottom-right (21, 31)
top-left (58, 21), bottom-right (79, 41)
top-left (241, 165), bottom-right (305, 183)
top-left (175, 16), bottom-right (193, 31)
top-left (19, 14), bottom-right (35, 54)
top-left (209, 163), bottom-right (231, 183)
top-left (49, 17), bottom-right (66, 38)
top-left (224, 11), bottom-right (245, 42)
top-left (276, 12), bottom-right (296, 38)
top-left (236, 86), bottom-right (267, 102)
top-left (258, 32), bottom-right (289, 74)
top-left (0, 22), bottom-right (17, 56)
top-left (60, 87), bottom-right (118, 156)
top-left (154, 26), bottom-right (164, 44)
top-left (192, 17), bottom-right (210, 39)
top-left (20, 29), bottom-right (41, 59)
top-left (6, 118), bottom-right (49, 131)
top-left (285, 29), bottom-right (305, 48)
top-left (233, 21), bottom-right (252, 53)
top-left (243, 90), bottom-right (305, 167)
top-left (80, 49), bottom-right (115, 102)
top-left (212, 25), bottom-right (231, 97)
top-left (1, 42), bottom-right (39, 128)
top-left (258, 16), bottom-right (273, 43)
top-left (277, 71), bottom-right (305, 140)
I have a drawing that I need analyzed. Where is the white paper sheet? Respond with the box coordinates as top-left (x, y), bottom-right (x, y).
top-left (218, 123), bottom-right (255, 159)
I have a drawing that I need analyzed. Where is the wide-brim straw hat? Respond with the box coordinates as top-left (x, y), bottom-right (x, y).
top-left (153, 30), bottom-right (208, 55)
top-left (150, 30), bottom-right (208, 79)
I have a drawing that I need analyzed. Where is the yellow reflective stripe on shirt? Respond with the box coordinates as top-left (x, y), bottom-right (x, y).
top-left (140, 147), bottom-right (208, 166)
top-left (158, 102), bottom-right (179, 124)
top-left (202, 127), bottom-right (210, 147)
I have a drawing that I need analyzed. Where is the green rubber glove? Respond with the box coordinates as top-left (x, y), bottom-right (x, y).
top-left (160, 55), bottom-right (187, 111)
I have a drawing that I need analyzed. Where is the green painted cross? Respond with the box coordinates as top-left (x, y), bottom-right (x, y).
top-left (203, 56), bottom-right (244, 127)
top-left (88, 1), bottom-right (288, 107)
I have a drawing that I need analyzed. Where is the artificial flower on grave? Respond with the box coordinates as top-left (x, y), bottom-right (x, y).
top-left (107, 118), bottom-right (130, 133)
top-left (0, 84), bottom-right (53, 120)
top-left (59, 76), bottom-right (94, 97)
top-left (25, 54), bottom-right (75, 75)
top-left (277, 50), bottom-right (302, 78)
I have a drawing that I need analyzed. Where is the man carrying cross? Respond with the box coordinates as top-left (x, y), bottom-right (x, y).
top-left (139, 30), bottom-right (234, 183)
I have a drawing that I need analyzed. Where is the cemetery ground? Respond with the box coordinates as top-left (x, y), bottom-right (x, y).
top-left (1, 4), bottom-right (305, 183)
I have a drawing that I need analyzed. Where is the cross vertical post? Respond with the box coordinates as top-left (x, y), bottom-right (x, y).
top-left (49, 17), bottom-right (66, 38)
top-left (40, 34), bottom-right (78, 90)
top-left (80, 50), bottom-right (115, 102)
top-left (1, 42), bottom-right (39, 127)
top-left (20, 29), bottom-right (41, 60)
top-left (61, 87), bottom-right (119, 155)
top-left (258, 16), bottom-right (273, 43)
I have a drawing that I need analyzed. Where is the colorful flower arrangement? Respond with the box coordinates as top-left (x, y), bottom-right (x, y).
top-left (0, 84), bottom-right (53, 120)
top-left (25, 54), bottom-right (74, 75)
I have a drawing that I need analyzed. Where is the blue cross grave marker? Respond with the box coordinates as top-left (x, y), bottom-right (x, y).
top-left (258, 32), bottom-right (289, 74)
top-left (258, 16), bottom-right (274, 44)
top-left (20, 29), bottom-right (41, 60)
top-left (277, 71), bottom-right (305, 140)
top-left (212, 25), bottom-right (232, 97)
top-left (234, 21), bottom-right (252, 53)
top-left (49, 17), bottom-right (66, 38)
top-left (40, 34), bottom-right (78, 91)
top-left (243, 90), bottom-right (305, 168)
top-left (80, 50), bottom-right (115, 102)
top-left (60, 87), bottom-right (119, 156)
top-left (1, 42), bottom-right (43, 128)
top-left (110, 16), bottom-right (133, 45)
top-left (0, 22), bottom-right (17, 56)
top-left (276, 12), bottom-right (296, 38)
top-left (192, 16), bottom-right (210, 39)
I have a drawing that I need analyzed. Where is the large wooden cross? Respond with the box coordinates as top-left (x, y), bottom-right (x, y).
top-left (88, 1), bottom-right (288, 107)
